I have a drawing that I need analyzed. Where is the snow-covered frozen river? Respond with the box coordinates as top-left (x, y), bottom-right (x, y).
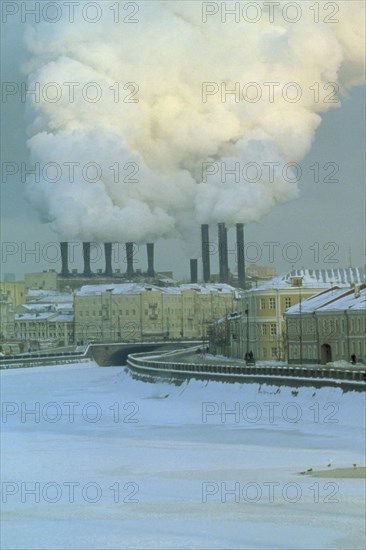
top-left (1, 361), bottom-right (365, 549)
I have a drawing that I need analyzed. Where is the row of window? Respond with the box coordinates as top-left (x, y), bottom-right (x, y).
top-left (290, 341), bottom-right (366, 359)
top-left (260, 347), bottom-right (279, 359)
top-left (260, 323), bottom-right (277, 336)
top-left (258, 297), bottom-right (293, 310)
top-left (288, 317), bottom-right (366, 336)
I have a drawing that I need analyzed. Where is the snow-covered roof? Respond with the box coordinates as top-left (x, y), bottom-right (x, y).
top-left (15, 312), bottom-right (56, 321)
top-left (76, 283), bottom-right (237, 297)
top-left (48, 314), bottom-right (74, 323)
top-left (244, 268), bottom-right (365, 292)
top-left (26, 290), bottom-right (59, 297)
top-left (20, 301), bottom-right (73, 313)
top-left (21, 303), bottom-right (55, 311)
top-left (36, 294), bottom-right (73, 303)
top-left (179, 283), bottom-right (236, 294)
top-left (318, 289), bottom-right (366, 313)
top-left (15, 312), bottom-right (74, 322)
top-left (286, 286), bottom-right (366, 315)
top-left (76, 283), bottom-right (161, 296)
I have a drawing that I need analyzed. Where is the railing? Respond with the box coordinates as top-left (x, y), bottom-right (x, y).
top-left (0, 347), bottom-right (90, 370)
top-left (127, 352), bottom-right (366, 384)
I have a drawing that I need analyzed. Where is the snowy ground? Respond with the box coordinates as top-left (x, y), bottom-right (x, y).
top-left (1, 361), bottom-right (365, 550)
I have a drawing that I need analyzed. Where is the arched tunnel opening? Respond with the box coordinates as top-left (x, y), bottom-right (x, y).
top-left (108, 344), bottom-right (162, 366)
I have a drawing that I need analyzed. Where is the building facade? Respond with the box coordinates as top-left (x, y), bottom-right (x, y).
top-left (25, 271), bottom-right (58, 291)
top-left (0, 292), bottom-right (15, 341)
top-left (286, 285), bottom-right (366, 364)
top-left (0, 281), bottom-right (26, 308)
top-left (13, 312), bottom-right (74, 348)
top-left (74, 283), bottom-right (238, 343)
top-left (210, 268), bottom-right (365, 361)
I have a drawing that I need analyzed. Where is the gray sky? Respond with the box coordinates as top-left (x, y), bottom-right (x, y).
top-left (1, 2), bottom-right (365, 281)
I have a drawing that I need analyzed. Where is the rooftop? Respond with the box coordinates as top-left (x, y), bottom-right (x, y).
top-left (245, 268), bottom-right (365, 292)
top-left (286, 284), bottom-right (366, 315)
top-left (76, 283), bottom-right (237, 297)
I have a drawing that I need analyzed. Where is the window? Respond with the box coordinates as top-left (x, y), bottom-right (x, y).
top-left (272, 347), bottom-right (277, 359)
top-left (270, 323), bottom-right (277, 335)
top-left (126, 310), bottom-right (129, 316)
top-left (261, 324), bottom-right (267, 336)
top-left (285, 297), bottom-right (291, 308)
top-left (269, 298), bottom-right (276, 309)
top-left (260, 298), bottom-right (266, 310)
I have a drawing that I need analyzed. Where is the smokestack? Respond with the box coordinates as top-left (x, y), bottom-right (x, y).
top-left (146, 243), bottom-right (155, 277)
top-left (218, 223), bottom-right (229, 283)
top-left (125, 242), bottom-right (134, 278)
top-left (60, 242), bottom-right (69, 276)
top-left (104, 243), bottom-right (113, 277)
top-left (236, 223), bottom-right (246, 289)
top-left (201, 224), bottom-right (210, 283)
top-left (83, 242), bottom-right (92, 276)
top-left (190, 259), bottom-right (198, 284)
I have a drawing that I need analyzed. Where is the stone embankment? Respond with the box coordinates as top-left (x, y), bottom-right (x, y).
top-left (127, 348), bottom-right (366, 389)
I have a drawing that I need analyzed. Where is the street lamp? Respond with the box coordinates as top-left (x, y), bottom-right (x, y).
top-left (245, 304), bottom-right (249, 357)
top-left (299, 285), bottom-right (303, 366)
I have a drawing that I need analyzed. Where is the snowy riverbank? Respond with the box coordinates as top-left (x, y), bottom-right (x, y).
top-left (1, 361), bottom-right (365, 549)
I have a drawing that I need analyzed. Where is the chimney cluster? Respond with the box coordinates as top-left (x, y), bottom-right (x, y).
top-left (197, 222), bottom-right (247, 288)
top-left (59, 242), bottom-right (156, 279)
top-left (60, 224), bottom-right (248, 287)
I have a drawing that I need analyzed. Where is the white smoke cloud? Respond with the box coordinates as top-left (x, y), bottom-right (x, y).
top-left (23, 0), bottom-right (365, 243)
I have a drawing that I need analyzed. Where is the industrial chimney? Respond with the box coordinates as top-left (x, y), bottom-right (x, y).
top-left (60, 242), bottom-right (69, 277)
top-left (218, 223), bottom-right (229, 283)
top-left (104, 243), bottom-right (113, 277)
top-left (201, 224), bottom-right (210, 283)
top-left (125, 242), bottom-right (135, 278)
top-left (83, 242), bottom-right (92, 276)
top-left (146, 243), bottom-right (155, 277)
top-left (236, 223), bottom-right (246, 289)
top-left (190, 259), bottom-right (198, 283)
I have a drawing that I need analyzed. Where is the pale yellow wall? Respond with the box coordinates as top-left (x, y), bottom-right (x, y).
top-left (0, 282), bottom-right (26, 308)
top-left (74, 288), bottom-right (237, 343)
top-left (25, 272), bottom-right (58, 291)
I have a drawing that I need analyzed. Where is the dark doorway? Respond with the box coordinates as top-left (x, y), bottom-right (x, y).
top-left (320, 343), bottom-right (332, 364)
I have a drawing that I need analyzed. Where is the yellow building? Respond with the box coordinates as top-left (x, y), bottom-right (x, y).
top-left (25, 271), bottom-right (58, 291)
top-left (212, 268), bottom-right (365, 361)
top-left (74, 283), bottom-right (238, 343)
top-left (0, 281), bottom-right (26, 308)
top-left (0, 291), bottom-right (15, 341)
top-left (13, 312), bottom-right (74, 347)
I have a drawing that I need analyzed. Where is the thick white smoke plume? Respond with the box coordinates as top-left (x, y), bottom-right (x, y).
top-left (24, 1), bottom-right (365, 243)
